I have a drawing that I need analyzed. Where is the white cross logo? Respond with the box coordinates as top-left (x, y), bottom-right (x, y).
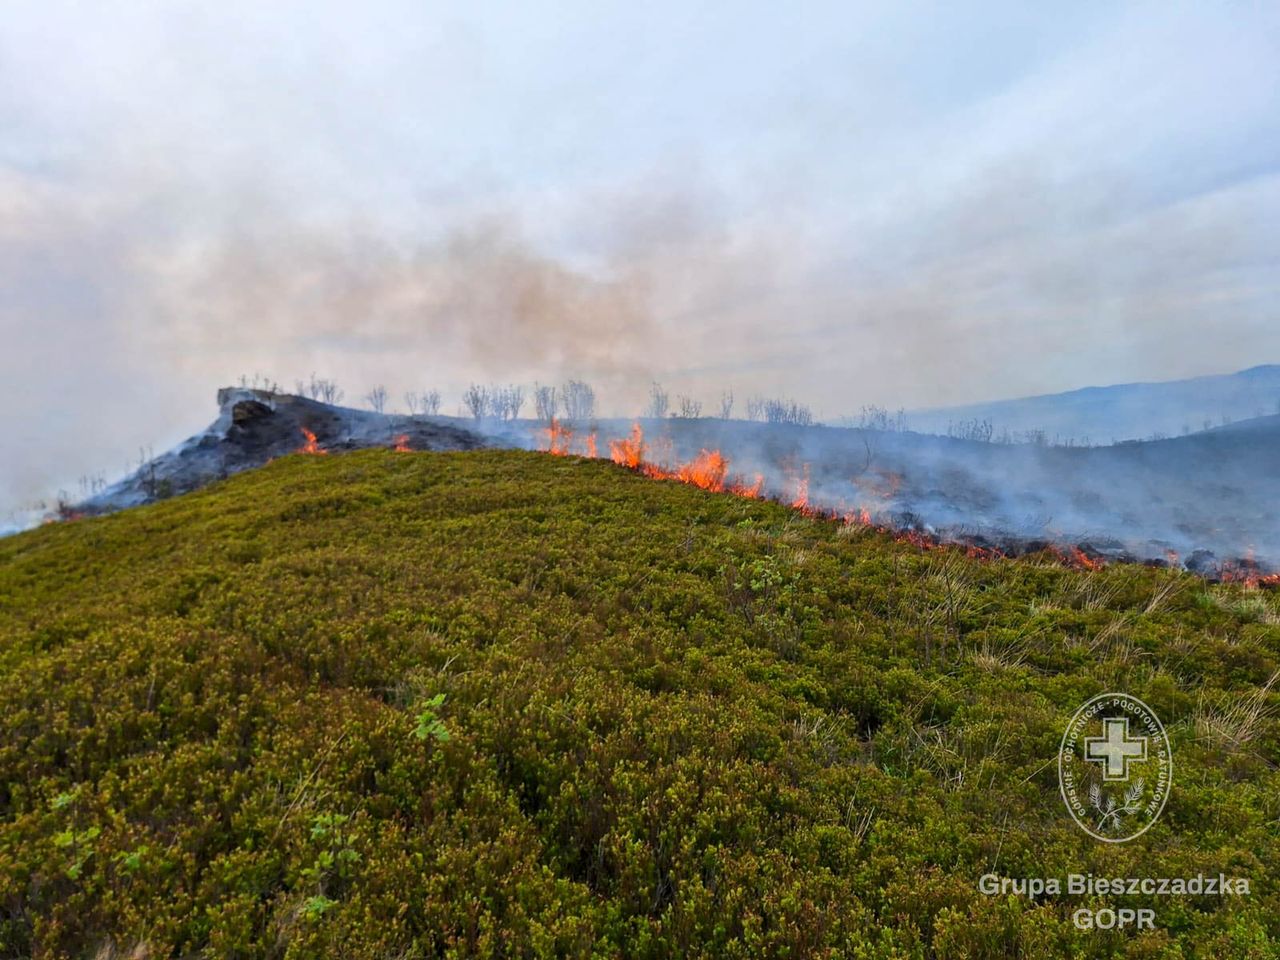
top-left (1085, 717), bottom-right (1147, 781)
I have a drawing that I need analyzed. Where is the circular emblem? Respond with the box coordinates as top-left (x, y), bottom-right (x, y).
top-left (1058, 692), bottom-right (1172, 842)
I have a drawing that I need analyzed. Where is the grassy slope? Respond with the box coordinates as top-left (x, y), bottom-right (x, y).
top-left (0, 449), bottom-right (1277, 959)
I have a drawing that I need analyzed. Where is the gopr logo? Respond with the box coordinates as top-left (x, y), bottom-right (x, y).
top-left (1058, 693), bottom-right (1172, 842)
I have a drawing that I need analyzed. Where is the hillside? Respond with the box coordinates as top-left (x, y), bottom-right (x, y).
top-left (908, 365), bottom-right (1280, 443)
top-left (2, 449), bottom-right (1278, 957)
top-left (57, 386), bottom-right (1280, 574)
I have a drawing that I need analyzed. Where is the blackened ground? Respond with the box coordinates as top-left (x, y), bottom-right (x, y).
top-left (79, 389), bottom-right (488, 515)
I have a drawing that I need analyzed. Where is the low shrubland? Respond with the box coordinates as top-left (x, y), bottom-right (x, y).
top-left (0, 450), bottom-right (1276, 958)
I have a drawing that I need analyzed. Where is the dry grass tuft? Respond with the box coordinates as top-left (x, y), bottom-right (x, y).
top-left (1193, 671), bottom-right (1280, 753)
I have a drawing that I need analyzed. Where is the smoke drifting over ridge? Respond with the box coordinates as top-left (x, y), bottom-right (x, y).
top-left (154, 216), bottom-right (664, 383)
top-left (0, 174), bottom-right (692, 510)
top-left (2, 1), bottom-right (1279, 516)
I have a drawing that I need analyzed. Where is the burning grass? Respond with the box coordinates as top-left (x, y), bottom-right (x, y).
top-left (1, 449), bottom-right (1278, 956)
top-left (556, 420), bottom-right (1138, 576)
top-left (298, 426), bottom-right (327, 455)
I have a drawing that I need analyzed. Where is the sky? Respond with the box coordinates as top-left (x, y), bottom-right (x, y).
top-left (1, 0), bottom-right (1279, 514)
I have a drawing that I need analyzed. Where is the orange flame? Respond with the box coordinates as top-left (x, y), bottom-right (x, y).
top-left (544, 417), bottom-right (573, 456)
top-left (675, 449), bottom-right (729, 492)
top-left (606, 422), bottom-right (766, 496)
top-left (585, 431), bottom-right (598, 459)
top-left (1070, 547), bottom-right (1104, 571)
top-left (896, 529), bottom-right (939, 551)
top-left (1045, 545), bottom-right (1104, 571)
top-left (571, 423), bottom-right (1147, 578)
top-left (843, 507), bottom-right (873, 526)
top-left (965, 544), bottom-right (1004, 560)
top-left (393, 434), bottom-right (411, 452)
top-left (1218, 549), bottom-right (1280, 587)
top-left (790, 463), bottom-right (811, 512)
top-left (299, 428), bottom-right (327, 455)
top-left (610, 422), bottom-right (646, 469)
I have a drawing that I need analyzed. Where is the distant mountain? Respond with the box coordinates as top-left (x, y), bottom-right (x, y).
top-left (908, 365), bottom-right (1280, 443)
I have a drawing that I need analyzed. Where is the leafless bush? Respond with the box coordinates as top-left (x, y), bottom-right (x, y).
top-left (490, 385), bottom-right (525, 421)
top-left (364, 385), bottom-right (389, 414)
top-left (137, 446), bottom-right (158, 499)
top-left (77, 472), bottom-right (106, 498)
top-left (762, 398), bottom-right (814, 426)
top-left (237, 372), bottom-right (280, 394)
top-left (534, 384), bottom-right (558, 422)
top-left (673, 395), bottom-right (702, 418)
top-left (1021, 429), bottom-right (1048, 447)
top-left (857, 405), bottom-right (906, 432)
top-left (462, 383), bottom-right (527, 421)
top-left (946, 418), bottom-right (994, 442)
top-left (719, 390), bottom-right (734, 419)
top-left (295, 374), bottom-right (344, 405)
top-left (54, 490), bottom-right (77, 521)
top-left (562, 379), bottom-right (596, 420)
top-left (488, 387), bottom-right (507, 420)
top-left (745, 396), bottom-right (765, 422)
top-left (647, 382), bottom-right (669, 419)
top-left (405, 389), bottom-right (442, 417)
top-left (462, 384), bottom-right (490, 420)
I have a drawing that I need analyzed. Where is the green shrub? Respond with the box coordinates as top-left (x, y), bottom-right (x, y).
top-left (0, 449), bottom-right (1276, 957)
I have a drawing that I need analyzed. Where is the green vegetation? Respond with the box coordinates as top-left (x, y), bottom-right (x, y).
top-left (1, 449), bottom-right (1277, 958)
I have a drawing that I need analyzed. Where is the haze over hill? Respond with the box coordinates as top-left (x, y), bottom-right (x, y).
top-left (3, 3), bottom-right (1280, 520)
top-left (909, 364), bottom-right (1280, 443)
top-left (38, 373), bottom-right (1280, 575)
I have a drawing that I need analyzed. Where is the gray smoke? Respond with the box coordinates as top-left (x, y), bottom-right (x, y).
top-left (2, 1), bottom-right (1279, 521)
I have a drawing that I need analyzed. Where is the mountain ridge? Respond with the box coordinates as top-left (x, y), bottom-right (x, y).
top-left (908, 364), bottom-right (1280, 441)
top-left (59, 386), bottom-right (1280, 574)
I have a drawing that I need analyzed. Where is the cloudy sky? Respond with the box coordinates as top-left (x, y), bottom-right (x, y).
top-left (1, 0), bottom-right (1278, 513)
